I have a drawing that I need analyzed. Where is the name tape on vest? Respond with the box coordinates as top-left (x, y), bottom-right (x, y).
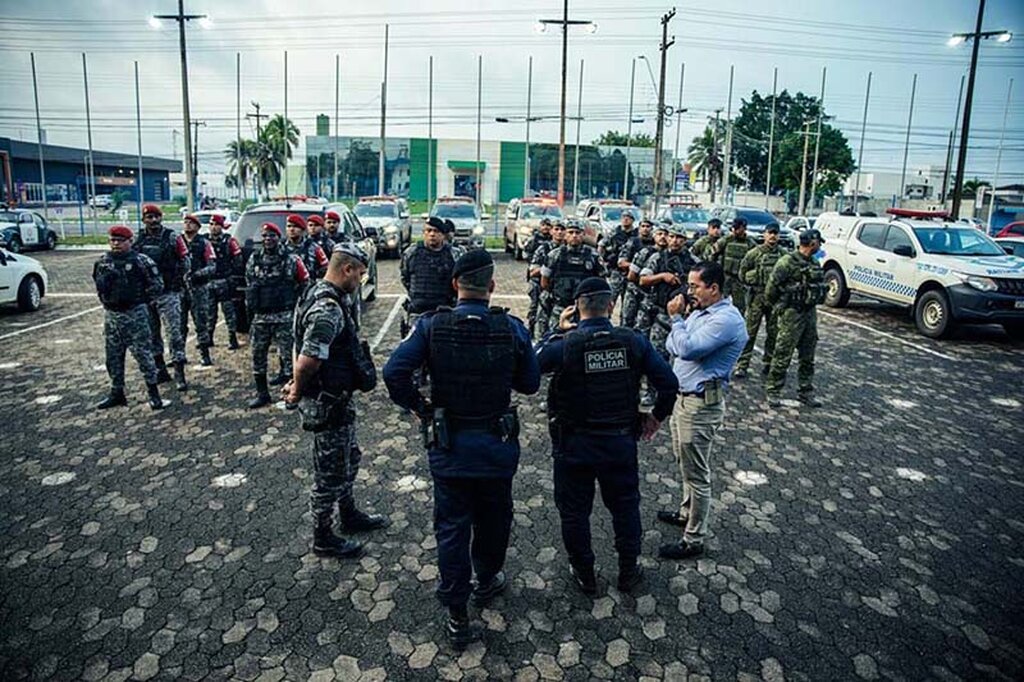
top-left (584, 348), bottom-right (628, 373)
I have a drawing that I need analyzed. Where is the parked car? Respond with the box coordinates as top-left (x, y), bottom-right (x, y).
top-left (657, 203), bottom-right (710, 241)
top-left (232, 199), bottom-right (379, 330)
top-left (0, 209), bottom-right (59, 253)
top-left (191, 209), bottom-right (241, 234)
top-left (89, 195), bottom-right (113, 209)
top-left (784, 216), bottom-right (816, 232)
top-left (422, 196), bottom-right (488, 250)
top-left (994, 221), bottom-right (1024, 239)
top-left (353, 195), bottom-right (412, 258)
top-left (0, 247), bottom-right (48, 312)
top-left (816, 208), bottom-right (1024, 339)
top-left (581, 199), bottom-right (640, 245)
top-left (995, 237), bottom-right (1024, 259)
top-left (504, 197), bottom-right (563, 260)
top-left (709, 206), bottom-right (793, 248)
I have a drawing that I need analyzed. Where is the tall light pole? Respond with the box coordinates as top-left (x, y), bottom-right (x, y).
top-left (898, 73), bottom-right (918, 208)
top-left (852, 72), bottom-right (872, 213)
top-left (651, 9), bottom-right (676, 214)
top-left (940, 75), bottom-right (966, 204)
top-left (947, 0), bottom-right (1012, 219)
top-left (537, 4), bottom-right (596, 206)
top-left (428, 55), bottom-right (433, 206)
top-left (987, 78), bottom-right (1013, 228)
top-left (797, 121), bottom-right (819, 216)
top-left (623, 58), bottom-right (636, 200)
top-left (30, 53), bottom-right (48, 219)
top-left (150, 1), bottom-right (211, 214)
top-left (721, 65), bottom-right (735, 204)
top-left (572, 58), bottom-right (584, 204)
top-left (475, 55), bottom-right (482, 209)
top-left (809, 67), bottom-right (827, 212)
top-left (379, 24), bottom-right (390, 196)
top-left (709, 109), bottom-right (722, 203)
top-left (525, 56), bottom-right (533, 197)
top-left (765, 66), bottom-right (778, 210)
top-left (81, 53), bottom-right (97, 233)
top-left (672, 63), bottom-right (685, 192)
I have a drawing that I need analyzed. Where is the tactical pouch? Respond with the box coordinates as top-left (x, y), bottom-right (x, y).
top-left (298, 391), bottom-right (349, 432)
top-left (703, 378), bottom-right (723, 406)
top-left (497, 407), bottom-right (520, 443)
top-left (432, 407), bottom-right (451, 450)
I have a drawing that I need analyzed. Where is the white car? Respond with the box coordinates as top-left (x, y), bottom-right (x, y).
top-left (0, 248), bottom-right (48, 312)
top-left (817, 209), bottom-right (1024, 339)
top-left (89, 195), bottom-right (113, 209)
top-left (190, 210), bottom-right (241, 234)
top-left (995, 237), bottom-right (1024, 259)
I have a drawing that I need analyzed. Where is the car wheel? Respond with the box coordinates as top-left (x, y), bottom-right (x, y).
top-left (365, 265), bottom-right (377, 303)
top-left (17, 275), bottom-right (43, 312)
top-left (8, 237), bottom-right (22, 254)
top-left (914, 289), bottom-right (953, 339)
top-left (823, 267), bottom-right (850, 308)
top-left (46, 233), bottom-right (57, 250)
top-left (504, 232), bottom-right (512, 254)
top-left (513, 234), bottom-right (524, 261)
top-left (1002, 322), bottom-right (1024, 341)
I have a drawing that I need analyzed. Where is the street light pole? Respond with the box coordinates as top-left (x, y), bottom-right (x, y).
top-left (525, 56), bottom-right (533, 197)
top-left (765, 66), bottom-right (778, 210)
top-left (573, 58), bottom-right (584, 204)
top-left (652, 9), bottom-right (675, 215)
top-left (81, 53), bottom-right (97, 233)
top-left (986, 77), bottom-right (1013, 228)
top-left (379, 24), bottom-right (389, 196)
top-left (898, 73), bottom-right (918, 208)
top-left (852, 71), bottom-right (872, 213)
top-left (624, 57), bottom-right (636, 200)
top-left (709, 109), bottom-right (721, 203)
top-left (809, 66), bottom-right (827, 212)
top-left (672, 62), bottom-right (685, 193)
top-left (721, 65), bottom-right (735, 205)
top-left (30, 53), bottom-right (48, 219)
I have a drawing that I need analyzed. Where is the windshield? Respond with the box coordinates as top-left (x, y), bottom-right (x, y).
top-left (913, 227), bottom-right (1005, 256)
top-left (737, 209), bottom-right (778, 226)
top-left (0, 211), bottom-right (18, 223)
top-left (233, 210), bottom-right (322, 245)
top-left (355, 204), bottom-right (398, 218)
top-left (602, 207), bottom-right (639, 222)
top-left (670, 208), bottom-right (709, 224)
top-left (520, 204), bottom-right (563, 219)
top-left (432, 204), bottom-right (478, 220)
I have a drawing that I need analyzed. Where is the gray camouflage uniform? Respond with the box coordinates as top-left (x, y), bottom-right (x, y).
top-left (93, 252), bottom-right (163, 388)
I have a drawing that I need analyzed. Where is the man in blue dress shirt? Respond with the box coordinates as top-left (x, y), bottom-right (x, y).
top-left (537, 277), bottom-right (679, 594)
top-left (383, 249), bottom-right (540, 647)
top-left (657, 261), bottom-right (748, 560)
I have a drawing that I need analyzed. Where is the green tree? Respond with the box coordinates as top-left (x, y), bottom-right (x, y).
top-left (593, 131), bottom-right (655, 148)
top-left (961, 178), bottom-right (990, 198)
top-left (687, 121), bottom-right (725, 194)
top-left (225, 138), bottom-right (259, 197)
top-left (246, 115), bottom-right (300, 197)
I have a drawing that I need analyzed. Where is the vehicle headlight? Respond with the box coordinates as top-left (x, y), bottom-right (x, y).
top-left (959, 273), bottom-right (998, 292)
top-left (472, 226), bottom-right (485, 235)
top-left (382, 224), bottom-right (398, 234)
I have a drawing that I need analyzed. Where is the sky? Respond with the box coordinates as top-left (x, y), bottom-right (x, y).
top-left (1, 0), bottom-right (1022, 185)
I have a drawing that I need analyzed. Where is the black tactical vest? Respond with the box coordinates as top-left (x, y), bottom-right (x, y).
top-left (95, 252), bottom-right (148, 310)
top-left (621, 235), bottom-right (651, 264)
top-left (248, 249), bottom-right (298, 314)
top-left (134, 226), bottom-right (181, 291)
top-left (310, 232), bottom-right (336, 255)
top-left (408, 244), bottom-right (456, 313)
top-left (602, 228), bottom-right (634, 269)
top-left (650, 249), bottom-right (696, 307)
top-left (428, 307), bottom-right (516, 418)
top-left (210, 235), bottom-right (237, 280)
top-left (550, 326), bottom-right (642, 431)
top-left (294, 282), bottom-right (358, 395)
top-left (550, 246), bottom-right (598, 305)
top-left (286, 238), bottom-right (320, 278)
top-left (185, 234), bottom-right (213, 285)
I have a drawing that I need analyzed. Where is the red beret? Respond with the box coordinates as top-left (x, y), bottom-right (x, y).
top-left (209, 214), bottom-right (226, 227)
top-left (184, 214), bottom-right (200, 225)
top-left (286, 214), bottom-right (306, 229)
top-left (260, 222), bottom-right (282, 236)
top-left (109, 225), bottom-right (134, 239)
top-left (142, 204), bottom-right (162, 216)
top-left (307, 214), bottom-right (324, 226)
top-left (325, 211), bottom-right (340, 221)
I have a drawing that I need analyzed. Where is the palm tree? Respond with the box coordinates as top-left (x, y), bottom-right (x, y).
top-left (687, 124), bottom-right (723, 193)
top-left (961, 177), bottom-right (990, 198)
top-left (248, 115), bottom-right (299, 197)
top-left (225, 139), bottom-right (259, 197)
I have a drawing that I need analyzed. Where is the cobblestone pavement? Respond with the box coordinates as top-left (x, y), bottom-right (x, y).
top-left (2, 250), bottom-right (1023, 681)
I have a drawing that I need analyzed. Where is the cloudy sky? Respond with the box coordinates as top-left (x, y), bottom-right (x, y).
top-left (1, 0), bottom-right (1022, 184)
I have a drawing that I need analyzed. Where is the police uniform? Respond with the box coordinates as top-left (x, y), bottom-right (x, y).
top-left (180, 222), bottom-right (217, 365)
top-left (383, 249), bottom-right (540, 645)
top-left (618, 224), bottom-right (658, 328)
top-left (690, 227), bottom-right (721, 261)
top-left (524, 220), bottom-right (553, 338)
top-left (286, 236), bottom-right (330, 281)
top-left (640, 227), bottom-right (697, 363)
top-left (764, 229), bottom-right (827, 407)
top-left (734, 229), bottom-right (787, 376)
top-left (246, 224), bottom-right (310, 407)
top-left (711, 222), bottom-right (757, 314)
top-left (597, 220), bottom-right (637, 305)
top-left (537, 277), bottom-right (678, 593)
top-left (530, 229), bottom-right (564, 339)
top-left (542, 238), bottom-right (604, 330)
top-left (399, 222), bottom-right (457, 335)
top-left (308, 214), bottom-right (337, 256)
top-left (93, 225), bottom-right (165, 410)
top-left (207, 223), bottom-right (244, 350)
top-left (293, 249), bottom-right (387, 558)
top-left (133, 204), bottom-right (190, 389)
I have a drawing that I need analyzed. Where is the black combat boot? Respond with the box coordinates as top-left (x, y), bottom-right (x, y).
top-left (199, 346), bottom-right (213, 367)
top-left (154, 355), bottom-right (172, 384)
top-left (471, 571), bottom-right (507, 607)
top-left (569, 563), bottom-right (598, 595)
top-left (617, 562), bottom-right (644, 593)
top-left (312, 516), bottom-right (362, 558)
top-left (247, 373), bottom-right (272, 409)
top-left (268, 370), bottom-right (289, 386)
top-left (173, 361), bottom-right (188, 391)
top-left (228, 332), bottom-right (240, 350)
top-left (338, 501), bottom-right (390, 532)
top-left (146, 383), bottom-right (165, 410)
top-left (446, 604), bottom-right (475, 649)
top-left (96, 387), bottom-right (127, 410)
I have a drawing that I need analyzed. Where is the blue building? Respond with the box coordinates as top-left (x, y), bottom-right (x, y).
top-left (0, 136), bottom-right (181, 206)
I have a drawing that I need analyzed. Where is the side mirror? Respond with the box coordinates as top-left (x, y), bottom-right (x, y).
top-left (1004, 246), bottom-right (1014, 255)
top-left (420, 212), bottom-right (429, 220)
top-left (893, 244), bottom-right (915, 258)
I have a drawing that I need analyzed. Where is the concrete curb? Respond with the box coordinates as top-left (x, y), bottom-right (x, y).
top-left (56, 245), bottom-right (108, 252)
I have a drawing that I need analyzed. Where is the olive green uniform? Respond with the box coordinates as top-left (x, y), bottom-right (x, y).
top-left (712, 234), bottom-right (757, 314)
top-left (735, 243), bottom-right (787, 374)
top-left (764, 251), bottom-right (826, 399)
top-left (690, 233), bottom-right (720, 261)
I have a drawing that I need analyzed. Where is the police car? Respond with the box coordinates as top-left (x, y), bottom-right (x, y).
top-left (0, 247), bottom-right (48, 312)
top-left (422, 196), bottom-right (488, 250)
top-left (817, 208), bottom-right (1024, 339)
top-left (353, 195), bottom-right (411, 258)
top-left (0, 208), bottom-right (59, 253)
top-left (503, 197), bottom-right (563, 260)
top-left (580, 199), bottom-right (641, 245)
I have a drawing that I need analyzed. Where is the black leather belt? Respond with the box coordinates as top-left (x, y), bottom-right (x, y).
top-left (680, 390), bottom-right (705, 398)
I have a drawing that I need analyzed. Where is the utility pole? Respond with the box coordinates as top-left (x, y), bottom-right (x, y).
top-left (987, 77), bottom-right (1013, 228)
top-left (81, 53), bottom-right (97, 232)
top-left (379, 24), bottom-right (389, 196)
top-left (572, 58), bottom-right (584, 204)
top-left (247, 102), bottom-right (267, 197)
top-left (941, 75), bottom-right (966, 203)
top-left (30, 52), bottom-right (48, 219)
top-left (476, 54), bottom-right (482, 209)
top-left (809, 66), bottom-right (827, 212)
top-left (852, 71), bottom-right (872, 213)
top-left (236, 52), bottom-right (242, 203)
top-left (623, 58), bottom-right (636, 200)
top-left (428, 55), bottom-right (434, 206)
top-left (525, 56), bottom-right (533, 197)
top-left (765, 66), bottom-right (778, 210)
top-left (334, 54), bottom-right (340, 202)
top-left (720, 65), bottom-right (735, 205)
top-left (651, 8), bottom-right (675, 214)
top-left (898, 73), bottom-right (918, 208)
top-left (191, 120), bottom-right (206, 204)
top-left (709, 109), bottom-right (722, 203)
top-left (798, 121), bottom-right (816, 216)
top-left (672, 62), bottom-right (685, 193)
top-left (283, 50), bottom-right (288, 198)
top-left (134, 61), bottom-right (145, 226)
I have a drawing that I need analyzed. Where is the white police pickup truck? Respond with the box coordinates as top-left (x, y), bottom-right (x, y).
top-left (816, 209), bottom-right (1024, 339)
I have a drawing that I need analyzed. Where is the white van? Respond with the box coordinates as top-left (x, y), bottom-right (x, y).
top-left (816, 209), bottom-right (1024, 339)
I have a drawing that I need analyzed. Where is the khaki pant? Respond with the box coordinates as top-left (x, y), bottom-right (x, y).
top-left (670, 394), bottom-right (726, 545)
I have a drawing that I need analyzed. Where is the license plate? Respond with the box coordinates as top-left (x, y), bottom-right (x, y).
top-left (1015, 300), bottom-right (1024, 310)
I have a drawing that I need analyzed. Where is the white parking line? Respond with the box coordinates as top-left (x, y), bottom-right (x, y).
top-left (47, 293), bottom-right (96, 298)
top-left (370, 294), bottom-right (406, 351)
top-left (817, 309), bottom-right (957, 362)
top-left (0, 306), bottom-right (103, 342)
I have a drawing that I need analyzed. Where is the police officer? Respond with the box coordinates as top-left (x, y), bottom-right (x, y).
top-left (617, 217), bottom-right (656, 327)
top-left (524, 217), bottom-right (553, 338)
top-left (639, 223), bottom-right (697, 368)
top-left (246, 222), bottom-right (310, 408)
top-left (764, 229), bottom-right (826, 408)
top-left (734, 224), bottom-right (786, 378)
top-left (442, 219), bottom-right (467, 260)
top-left (711, 217), bottom-right (757, 314)
top-left (179, 215), bottom-right (217, 366)
top-left (93, 225), bottom-right (166, 411)
top-left (324, 210), bottom-right (343, 242)
top-left (284, 242), bottom-right (388, 559)
top-left (691, 217), bottom-right (723, 261)
top-left (307, 213), bottom-right (336, 255)
top-left (383, 249), bottom-right (540, 647)
top-left (597, 209), bottom-right (636, 307)
top-left (399, 216), bottom-right (457, 338)
top-left (627, 222), bottom-right (668, 338)
top-left (537, 277), bottom-right (678, 594)
top-left (207, 214), bottom-right (244, 350)
top-left (541, 221), bottom-right (605, 330)
top-left (133, 203), bottom-right (190, 391)
top-left (284, 214), bottom-right (330, 280)
top-left (531, 219), bottom-right (566, 339)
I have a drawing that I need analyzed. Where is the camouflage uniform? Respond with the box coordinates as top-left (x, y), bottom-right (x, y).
top-left (94, 251), bottom-right (163, 388)
top-left (690, 233), bottom-right (720, 261)
top-left (207, 233), bottom-right (244, 337)
top-left (133, 226), bottom-right (190, 364)
top-left (180, 234), bottom-right (217, 350)
top-left (530, 238), bottom-right (561, 338)
top-left (309, 231), bottom-right (336, 257)
top-left (640, 245), bottom-right (696, 360)
top-left (542, 243), bottom-right (605, 329)
top-left (735, 242), bottom-right (787, 374)
top-left (246, 247), bottom-right (308, 376)
top-left (524, 230), bottom-right (552, 338)
top-left (618, 234), bottom-right (655, 328)
top-left (285, 237), bottom-right (329, 280)
top-left (712, 233), bottom-right (757, 314)
top-left (764, 250), bottom-right (826, 400)
top-left (597, 225), bottom-right (636, 305)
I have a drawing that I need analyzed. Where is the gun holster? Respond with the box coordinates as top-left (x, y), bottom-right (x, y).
top-left (297, 390), bottom-right (349, 432)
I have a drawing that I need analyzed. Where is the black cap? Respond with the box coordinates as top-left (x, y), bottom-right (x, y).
top-left (425, 216), bottom-right (446, 231)
top-left (731, 217), bottom-right (748, 230)
top-left (764, 223), bottom-right (780, 234)
top-left (452, 249), bottom-right (494, 279)
top-left (573, 276), bottom-right (612, 299)
top-left (799, 228), bottom-right (825, 245)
